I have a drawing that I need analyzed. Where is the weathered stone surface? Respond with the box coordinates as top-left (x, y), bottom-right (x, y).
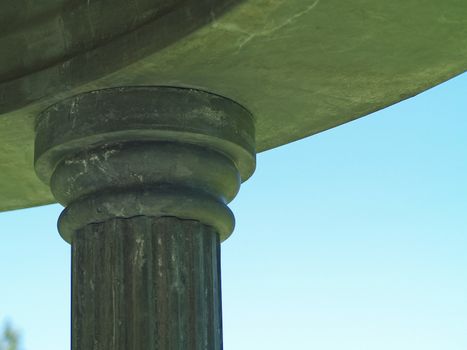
top-left (72, 216), bottom-right (223, 350)
top-left (38, 87), bottom-right (252, 349)
top-left (33, 87), bottom-right (255, 241)
top-left (1, 0), bottom-right (467, 211)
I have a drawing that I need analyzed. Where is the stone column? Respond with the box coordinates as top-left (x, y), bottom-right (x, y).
top-left (34, 87), bottom-right (255, 350)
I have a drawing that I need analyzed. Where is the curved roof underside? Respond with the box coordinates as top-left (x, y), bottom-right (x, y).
top-left (0, 0), bottom-right (466, 211)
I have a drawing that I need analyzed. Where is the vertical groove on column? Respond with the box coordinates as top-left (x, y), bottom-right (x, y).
top-left (71, 216), bottom-right (222, 350)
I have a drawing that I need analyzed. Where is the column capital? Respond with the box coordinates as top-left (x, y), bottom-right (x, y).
top-left (34, 86), bottom-right (256, 242)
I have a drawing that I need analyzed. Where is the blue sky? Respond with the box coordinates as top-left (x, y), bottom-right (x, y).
top-left (1, 73), bottom-right (466, 350)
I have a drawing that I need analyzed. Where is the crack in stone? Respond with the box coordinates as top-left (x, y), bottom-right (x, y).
top-left (213, 0), bottom-right (321, 53)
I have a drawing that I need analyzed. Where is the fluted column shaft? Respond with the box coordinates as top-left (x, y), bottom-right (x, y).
top-left (72, 217), bottom-right (222, 350)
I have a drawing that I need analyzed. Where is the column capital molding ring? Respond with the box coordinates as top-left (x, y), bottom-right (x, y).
top-left (34, 86), bottom-right (256, 242)
top-left (34, 86), bottom-right (256, 186)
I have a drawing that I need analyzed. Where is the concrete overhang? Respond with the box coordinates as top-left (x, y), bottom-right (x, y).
top-left (1, 0), bottom-right (466, 211)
